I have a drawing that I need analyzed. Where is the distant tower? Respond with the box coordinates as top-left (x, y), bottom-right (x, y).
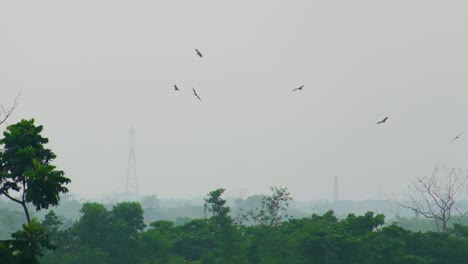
top-left (125, 127), bottom-right (139, 201)
top-left (333, 176), bottom-right (339, 202)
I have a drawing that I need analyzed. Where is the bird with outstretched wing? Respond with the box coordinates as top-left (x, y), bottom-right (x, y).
top-left (291, 85), bottom-right (305, 92)
top-left (195, 49), bottom-right (203, 58)
top-left (377, 117), bottom-right (388, 124)
top-left (450, 132), bottom-right (464, 142)
top-left (192, 87), bottom-right (202, 102)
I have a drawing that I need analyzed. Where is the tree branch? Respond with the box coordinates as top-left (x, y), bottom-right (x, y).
top-left (0, 91), bottom-right (21, 126)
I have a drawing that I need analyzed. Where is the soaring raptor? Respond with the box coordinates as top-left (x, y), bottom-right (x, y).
top-left (291, 85), bottom-right (305, 92)
top-left (192, 87), bottom-right (202, 102)
top-left (377, 117), bottom-right (388, 124)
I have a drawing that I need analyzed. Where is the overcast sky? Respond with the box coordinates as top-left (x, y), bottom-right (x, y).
top-left (1, 1), bottom-right (468, 201)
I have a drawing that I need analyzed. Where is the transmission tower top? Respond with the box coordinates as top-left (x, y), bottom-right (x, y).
top-left (125, 127), bottom-right (139, 201)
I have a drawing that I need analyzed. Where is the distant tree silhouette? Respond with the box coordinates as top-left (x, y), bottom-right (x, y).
top-left (396, 167), bottom-right (468, 232)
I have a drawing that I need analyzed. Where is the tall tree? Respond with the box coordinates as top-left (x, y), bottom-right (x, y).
top-left (73, 203), bottom-right (110, 248)
top-left (243, 186), bottom-right (292, 226)
top-left (107, 202), bottom-right (146, 264)
top-left (10, 218), bottom-right (55, 264)
top-left (204, 188), bottom-right (230, 219)
top-left (204, 188), bottom-right (246, 264)
top-left (0, 119), bottom-right (71, 224)
top-left (41, 210), bottom-right (63, 246)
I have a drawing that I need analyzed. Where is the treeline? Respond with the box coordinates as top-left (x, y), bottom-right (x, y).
top-left (32, 188), bottom-right (468, 264)
top-left (1, 187), bottom-right (468, 263)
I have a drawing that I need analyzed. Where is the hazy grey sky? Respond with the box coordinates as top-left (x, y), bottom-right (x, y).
top-left (1, 1), bottom-right (468, 201)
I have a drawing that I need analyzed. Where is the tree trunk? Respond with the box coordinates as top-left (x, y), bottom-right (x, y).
top-left (21, 202), bottom-right (31, 224)
top-left (442, 215), bottom-right (447, 233)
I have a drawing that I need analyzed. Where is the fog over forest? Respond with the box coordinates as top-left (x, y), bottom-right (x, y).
top-left (1, 2), bottom-right (468, 262)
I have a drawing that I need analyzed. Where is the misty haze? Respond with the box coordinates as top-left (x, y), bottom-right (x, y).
top-left (1, 1), bottom-right (468, 263)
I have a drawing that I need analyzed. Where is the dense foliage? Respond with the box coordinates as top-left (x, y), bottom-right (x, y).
top-left (0, 190), bottom-right (467, 263)
top-left (32, 191), bottom-right (468, 264)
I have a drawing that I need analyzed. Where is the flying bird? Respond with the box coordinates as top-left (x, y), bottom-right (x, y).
top-left (450, 132), bottom-right (464, 142)
top-left (291, 85), bottom-right (305, 92)
top-left (192, 87), bottom-right (202, 102)
top-left (195, 49), bottom-right (203, 58)
top-left (174, 85), bottom-right (180, 91)
top-left (377, 117), bottom-right (388, 124)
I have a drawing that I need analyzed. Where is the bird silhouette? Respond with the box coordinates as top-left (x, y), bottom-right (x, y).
top-left (291, 85), bottom-right (305, 92)
top-left (192, 87), bottom-right (202, 102)
top-left (195, 49), bottom-right (203, 58)
top-left (450, 132), bottom-right (464, 142)
top-left (174, 85), bottom-right (180, 91)
top-left (377, 117), bottom-right (388, 124)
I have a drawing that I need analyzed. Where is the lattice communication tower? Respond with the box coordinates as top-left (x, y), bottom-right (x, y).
top-left (125, 127), bottom-right (139, 201)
